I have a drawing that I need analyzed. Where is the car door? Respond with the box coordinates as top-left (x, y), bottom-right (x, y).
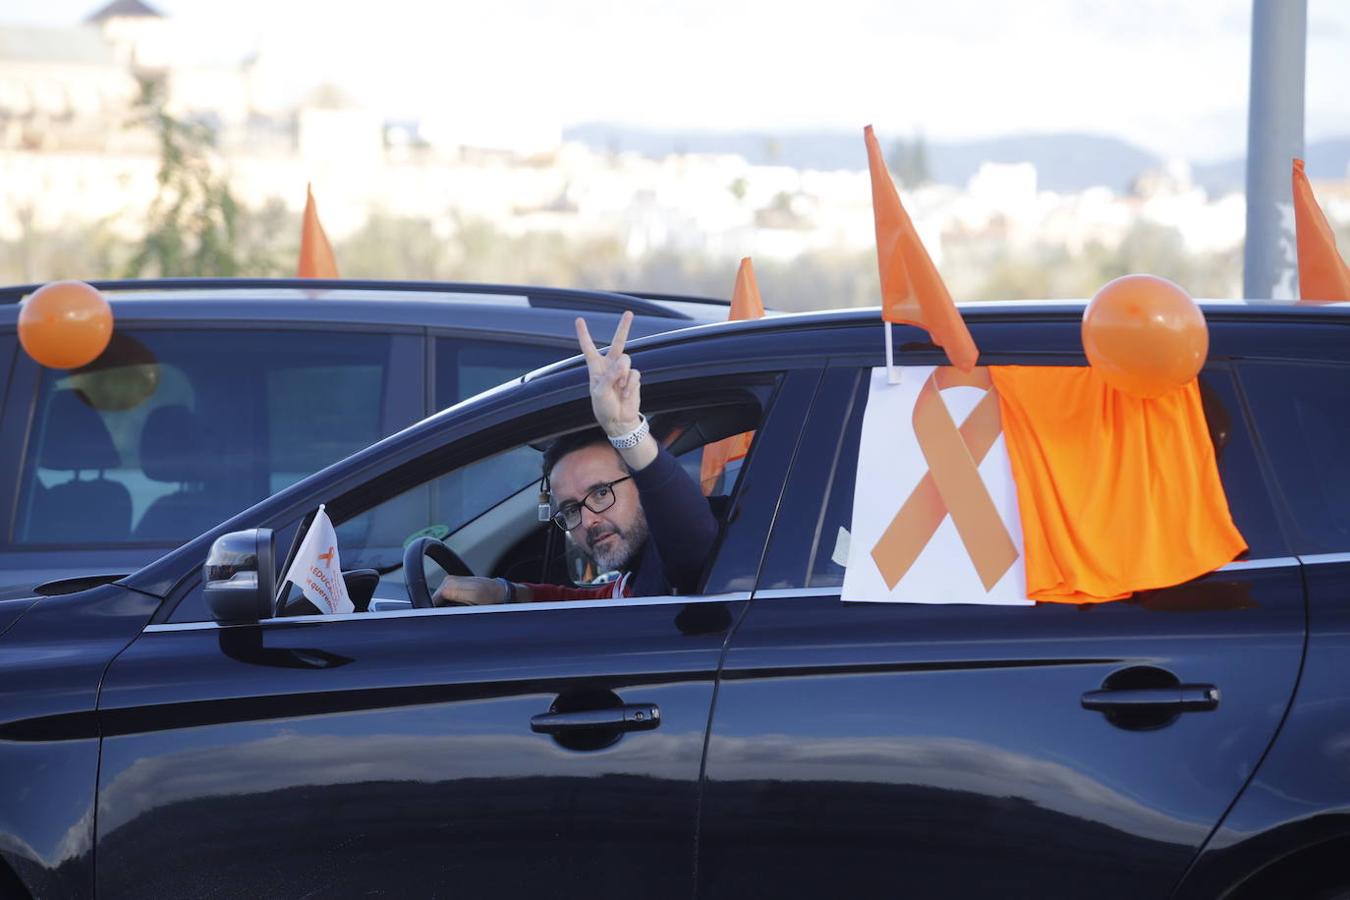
top-left (697, 358), bottom-right (1305, 899)
top-left (91, 367), bottom-right (818, 899)
top-left (1173, 340), bottom-right (1350, 898)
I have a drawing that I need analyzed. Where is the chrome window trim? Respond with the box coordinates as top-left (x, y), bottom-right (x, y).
top-left (143, 590), bottom-right (751, 633)
top-left (748, 557), bottom-right (1297, 602)
top-left (1218, 556), bottom-right (1300, 571)
top-left (753, 586), bottom-right (843, 599)
top-left (1300, 552), bottom-right (1350, 566)
top-left (147, 556), bottom-right (1307, 633)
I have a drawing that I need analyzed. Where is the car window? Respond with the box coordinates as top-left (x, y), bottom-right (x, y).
top-left (9, 328), bottom-right (421, 548)
top-left (776, 365), bottom-right (1285, 591)
top-left (260, 376), bottom-right (783, 619)
top-left (0, 333), bottom-right (15, 396)
top-left (326, 338), bottom-right (575, 559)
top-left (1239, 361), bottom-right (1350, 555)
top-left (434, 338), bottom-right (570, 409)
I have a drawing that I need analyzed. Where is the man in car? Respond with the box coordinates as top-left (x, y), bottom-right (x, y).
top-left (433, 312), bottom-right (718, 605)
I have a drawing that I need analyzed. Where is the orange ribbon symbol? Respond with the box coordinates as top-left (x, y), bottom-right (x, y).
top-left (870, 367), bottom-right (1019, 591)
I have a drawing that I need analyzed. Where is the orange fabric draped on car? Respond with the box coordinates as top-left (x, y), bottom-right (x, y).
top-left (988, 366), bottom-right (1246, 603)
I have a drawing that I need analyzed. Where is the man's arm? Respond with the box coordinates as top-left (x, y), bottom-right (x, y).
top-left (435, 576), bottom-right (611, 605)
top-left (630, 442), bottom-right (718, 595)
top-left (577, 312), bottom-right (717, 593)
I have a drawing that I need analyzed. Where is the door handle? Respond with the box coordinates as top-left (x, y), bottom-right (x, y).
top-left (1081, 684), bottom-right (1220, 713)
top-left (530, 703), bottom-right (661, 735)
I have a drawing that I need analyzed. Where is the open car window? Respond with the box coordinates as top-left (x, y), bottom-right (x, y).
top-left (264, 376), bottom-right (780, 618)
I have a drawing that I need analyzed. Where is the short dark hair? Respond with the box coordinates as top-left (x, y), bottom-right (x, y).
top-left (542, 427), bottom-right (614, 481)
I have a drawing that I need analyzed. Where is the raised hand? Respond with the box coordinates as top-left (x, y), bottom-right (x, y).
top-left (576, 311), bottom-right (642, 437)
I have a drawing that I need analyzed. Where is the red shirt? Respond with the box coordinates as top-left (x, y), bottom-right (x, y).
top-left (522, 571), bottom-right (632, 602)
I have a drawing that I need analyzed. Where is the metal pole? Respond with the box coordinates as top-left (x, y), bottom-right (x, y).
top-left (1244, 0), bottom-right (1307, 300)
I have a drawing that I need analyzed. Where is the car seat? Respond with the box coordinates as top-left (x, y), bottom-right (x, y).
top-left (134, 404), bottom-right (222, 542)
top-left (24, 389), bottom-right (132, 543)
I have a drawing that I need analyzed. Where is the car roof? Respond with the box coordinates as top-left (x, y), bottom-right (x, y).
top-left (521, 298), bottom-right (1350, 382)
top-left (0, 278), bottom-right (731, 329)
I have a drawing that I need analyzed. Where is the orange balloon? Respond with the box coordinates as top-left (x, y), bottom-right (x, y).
top-left (1081, 274), bottom-right (1208, 399)
top-left (17, 281), bottom-right (113, 370)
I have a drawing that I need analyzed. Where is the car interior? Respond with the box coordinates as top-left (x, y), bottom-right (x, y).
top-left (275, 390), bottom-right (771, 617)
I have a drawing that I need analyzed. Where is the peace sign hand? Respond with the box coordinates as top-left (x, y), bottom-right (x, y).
top-left (576, 311), bottom-right (641, 437)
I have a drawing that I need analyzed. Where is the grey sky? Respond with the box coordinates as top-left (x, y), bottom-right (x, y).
top-left (5, 0), bottom-right (1348, 161)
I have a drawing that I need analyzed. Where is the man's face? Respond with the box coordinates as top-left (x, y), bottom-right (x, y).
top-left (550, 443), bottom-right (649, 572)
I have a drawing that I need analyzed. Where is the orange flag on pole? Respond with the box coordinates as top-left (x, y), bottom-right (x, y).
top-left (1293, 158), bottom-right (1350, 303)
top-left (298, 184), bottom-right (339, 279)
top-left (865, 125), bottom-right (977, 372)
top-left (700, 257), bottom-right (764, 495)
top-left (726, 255), bottom-right (766, 320)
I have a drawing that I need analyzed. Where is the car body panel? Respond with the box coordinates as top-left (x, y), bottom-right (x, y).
top-left (94, 599), bottom-right (735, 899)
top-left (0, 584), bottom-right (159, 899)
top-left (1170, 554), bottom-right (1350, 899)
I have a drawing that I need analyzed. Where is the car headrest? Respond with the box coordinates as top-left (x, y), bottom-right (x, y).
top-left (141, 405), bottom-right (207, 484)
top-left (37, 390), bottom-right (121, 471)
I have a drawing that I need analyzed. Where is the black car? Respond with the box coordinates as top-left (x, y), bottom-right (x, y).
top-left (0, 301), bottom-right (1347, 899)
top-left (0, 279), bottom-right (722, 601)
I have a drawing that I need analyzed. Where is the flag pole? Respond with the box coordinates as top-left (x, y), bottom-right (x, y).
top-left (884, 321), bottom-right (900, 384)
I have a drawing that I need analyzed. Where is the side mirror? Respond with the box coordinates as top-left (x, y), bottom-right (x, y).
top-left (203, 529), bottom-right (276, 623)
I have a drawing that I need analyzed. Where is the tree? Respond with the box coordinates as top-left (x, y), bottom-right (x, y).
top-left (888, 133), bottom-right (932, 187)
top-left (123, 73), bottom-right (252, 277)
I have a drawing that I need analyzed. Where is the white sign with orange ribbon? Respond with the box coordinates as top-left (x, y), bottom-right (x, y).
top-left (842, 366), bottom-right (1032, 605)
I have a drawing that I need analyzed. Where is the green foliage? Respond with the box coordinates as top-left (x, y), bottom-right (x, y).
top-left (888, 134), bottom-right (932, 187)
top-left (336, 212), bottom-right (628, 287)
top-left (122, 74), bottom-right (288, 278)
top-left (966, 222), bottom-right (1241, 300)
top-left (0, 206), bottom-right (125, 284)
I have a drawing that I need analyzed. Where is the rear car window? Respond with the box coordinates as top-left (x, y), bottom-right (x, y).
top-left (799, 365), bottom-right (1285, 590)
top-left (1239, 361), bottom-right (1350, 555)
top-left (10, 329), bottom-right (419, 548)
top-left (426, 338), bottom-right (573, 532)
top-left (434, 338), bottom-right (569, 409)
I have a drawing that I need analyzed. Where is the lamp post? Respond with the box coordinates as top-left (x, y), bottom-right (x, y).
top-left (1243, 0), bottom-right (1307, 300)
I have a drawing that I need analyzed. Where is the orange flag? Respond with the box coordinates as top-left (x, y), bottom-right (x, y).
top-left (1293, 158), bottom-right (1350, 302)
top-left (726, 255), bottom-right (765, 320)
top-left (700, 258), bottom-right (764, 495)
top-left (298, 184), bottom-right (339, 279)
top-left (865, 125), bottom-right (977, 371)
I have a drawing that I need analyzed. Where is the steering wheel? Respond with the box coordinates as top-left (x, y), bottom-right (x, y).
top-left (403, 536), bottom-right (474, 608)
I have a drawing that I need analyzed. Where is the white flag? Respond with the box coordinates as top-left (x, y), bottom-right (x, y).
top-left (282, 504), bottom-right (354, 615)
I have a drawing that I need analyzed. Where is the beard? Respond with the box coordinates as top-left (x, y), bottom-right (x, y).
top-left (584, 505), bottom-right (650, 573)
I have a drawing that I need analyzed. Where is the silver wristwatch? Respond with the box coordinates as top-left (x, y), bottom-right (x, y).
top-left (607, 415), bottom-right (649, 450)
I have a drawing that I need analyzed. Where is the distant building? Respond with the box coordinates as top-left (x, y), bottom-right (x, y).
top-left (0, 0), bottom-right (274, 152)
top-left (0, 19), bottom-right (137, 151)
top-left (89, 0), bottom-right (170, 68)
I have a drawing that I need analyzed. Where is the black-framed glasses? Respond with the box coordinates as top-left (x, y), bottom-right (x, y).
top-left (551, 476), bottom-right (633, 532)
